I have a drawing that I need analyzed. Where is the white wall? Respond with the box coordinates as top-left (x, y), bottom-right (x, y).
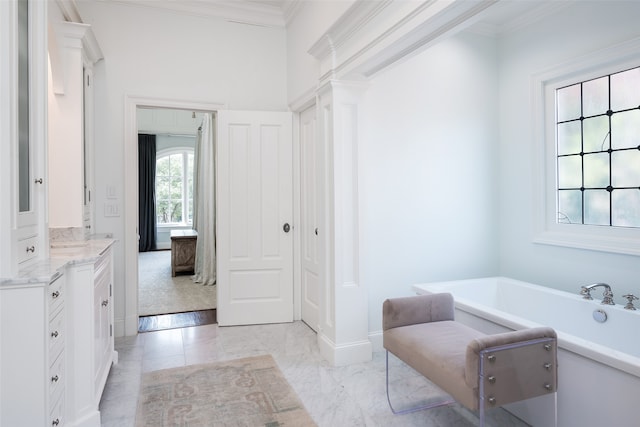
top-left (286, 0), bottom-right (354, 105)
top-left (360, 31), bottom-right (500, 331)
top-left (75, 1), bottom-right (288, 334)
top-left (497, 2), bottom-right (640, 296)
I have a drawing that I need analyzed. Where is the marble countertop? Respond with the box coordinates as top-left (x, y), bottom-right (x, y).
top-left (49, 238), bottom-right (116, 263)
top-left (0, 238), bottom-right (116, 287)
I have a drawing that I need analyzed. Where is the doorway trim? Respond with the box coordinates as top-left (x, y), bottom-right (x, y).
top-left (290, 90), bottom-right (318, 327)
top-left (122, 95), bottom-right (225, 336)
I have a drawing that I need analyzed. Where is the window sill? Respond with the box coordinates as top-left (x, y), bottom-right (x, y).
top-left (157, 224), bottom-right (193, 229)
top-left (533, 228), bottom-right (640, 256)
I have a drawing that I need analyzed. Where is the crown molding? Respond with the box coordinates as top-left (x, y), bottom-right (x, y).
top-left (499, 1), bottom-right (574, 35)
top-left (288, 85), bottom-right (316, 112)
top-left (309, 0), bottom-right (500, 86)
top-left (101, 0), bottom-right (287, 27)
top-left (464, 1), bottom-right (575, 37)
top-left (55, 0), bottom-right (83, 23)
top-left (282, 0), bottom-right (302, 27)
top-left (358, 0), bottom-right (497, 78)
top-left (54, 21), bottom-right (104, 64)
top-left (308, 0), bottom-right (392, 61)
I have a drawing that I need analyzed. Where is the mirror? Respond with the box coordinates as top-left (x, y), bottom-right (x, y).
top-left (18, 0), bottom-right (30, 212)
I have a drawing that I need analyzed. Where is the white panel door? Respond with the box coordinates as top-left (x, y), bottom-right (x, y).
top-left (217, 111), bottom-right (293, 326)
top-left (300, 106), bottom-right (320, 331)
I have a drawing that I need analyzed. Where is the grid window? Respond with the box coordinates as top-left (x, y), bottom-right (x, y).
top-left (556, 66), bottom-right (640, 228)
top-left (155, 150), bottom-right (194, 225)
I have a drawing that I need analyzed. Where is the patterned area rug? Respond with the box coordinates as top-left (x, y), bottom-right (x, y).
top-left (135, 355), bottom-right (317, 427)
top-left (138, 250), bottom-right (216, 316)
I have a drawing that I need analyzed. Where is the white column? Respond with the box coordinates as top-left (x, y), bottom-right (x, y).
top-left (316, 80), bottom-right (371, 366)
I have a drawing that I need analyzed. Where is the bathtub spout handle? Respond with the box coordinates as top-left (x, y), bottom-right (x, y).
top-left (622, 294), bottom-right (638, 310)
top-left (580, 286), bottom-right (593, 300)
top-left (601, 288), bottom-right (615, 305)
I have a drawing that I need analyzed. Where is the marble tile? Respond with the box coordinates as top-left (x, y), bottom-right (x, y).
top-left (100, 321), bottom-right (529, 427)
top-left (141, 354), bottom-right (186, 373)
top-left (142, 328), bottom-right (183, 359)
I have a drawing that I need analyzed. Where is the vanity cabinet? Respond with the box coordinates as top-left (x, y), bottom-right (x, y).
top-left (0, 273), bottom-right (67, 426)
top-left (48, 21), bottom-right (103, 239)
top-left (0, 0), bottom-right (48, 277)
top-left (65, 244), bottom-right (116, 427)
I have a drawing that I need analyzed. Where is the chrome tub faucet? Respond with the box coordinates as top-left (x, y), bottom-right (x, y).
top-left (580, 283), bottom-right (615, 305)
top-left (622, 294), bottom-right (638, 310)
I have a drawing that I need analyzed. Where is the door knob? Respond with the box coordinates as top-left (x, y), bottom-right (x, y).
top-left (283, 223), bottom-right (291, 233)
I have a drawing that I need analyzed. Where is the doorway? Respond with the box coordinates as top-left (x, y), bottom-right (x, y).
top-left (131, 103), bottom-right (219, 332)
top-left (122, 98), bottom-right (301, 336)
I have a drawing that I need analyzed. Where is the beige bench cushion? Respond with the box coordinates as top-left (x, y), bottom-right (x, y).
top-left (382, 293), bottom-right (455, 330)
top-left (384, 320), bottom-right (486, 410)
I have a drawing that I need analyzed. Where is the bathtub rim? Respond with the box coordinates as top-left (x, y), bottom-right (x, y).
top-left (412, 276), bottom-right (640, 378)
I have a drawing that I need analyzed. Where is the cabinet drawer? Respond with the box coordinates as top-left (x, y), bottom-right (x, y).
top-left (50, 391), bottom-right (65, 427)
top-left (49, 352), bottom-right (65, 402)
top-left (49, 275), bottom-right (64, 316)
top-left (49, 310), bottom-right (65, 363)
top-left (17, 235), bottom-right (38, 264)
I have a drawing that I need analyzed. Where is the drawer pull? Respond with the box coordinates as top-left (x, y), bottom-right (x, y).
top-left (51, 375), bottom-right (59, 383)
top-left (101, 300), bottom-right (109, 307)
top-left (51, 291), bottom-right (60, 299)
top-left (51, 330), bottom-right (59, 338)
top-left (26, 245), bottom-right (35, 253)
top-left (52, 419), bottom-right (60, 426)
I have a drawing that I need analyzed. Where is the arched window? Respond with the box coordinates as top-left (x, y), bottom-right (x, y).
top-left (155, 149), bottom-right (194, 225)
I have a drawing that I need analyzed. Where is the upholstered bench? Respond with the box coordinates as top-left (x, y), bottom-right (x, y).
top-left (383, 292), bottom-right (557, 425)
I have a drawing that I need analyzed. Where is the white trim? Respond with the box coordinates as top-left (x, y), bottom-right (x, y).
top-left (308, 0), bottom-right (498, 85)
top-left (105, 0), bottom-right (286, 28)
top-left (369, 330), bottom-right (384, 353)
top-left (532, 37), bottom-right (640, 257)
top-left (55, 0), bottom-right (83, 23)
top-left (289, 90), bottom-right (317, 323)
top-left (292, 108), bottom-right (302, 321)
top-left (0, 0), bottom-right (15, 276)
top-left (288, 86), bottom-right (316, 113)
top-left (122, 96), bottom-right (224, 336)
top-left (318, 333), bottom-right (373, 367)
top-left (155, 149), bottom-right (194, 227)
top-left (282, 0), bottom-right (302, 27)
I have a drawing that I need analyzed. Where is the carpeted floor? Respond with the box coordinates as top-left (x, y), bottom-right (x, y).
top-left (138, 250), bottom-right (216, 316)
top-left (135, 354), bottom-right (317, 427)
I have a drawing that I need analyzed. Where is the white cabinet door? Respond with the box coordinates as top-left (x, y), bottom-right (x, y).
top-left (300, 106), bottom-right (321, 332)
top-left (217, 111), bottom-right (293, 326)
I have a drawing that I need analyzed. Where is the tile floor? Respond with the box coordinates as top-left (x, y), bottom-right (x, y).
top-left (99, 321), bottom-right (528, 427)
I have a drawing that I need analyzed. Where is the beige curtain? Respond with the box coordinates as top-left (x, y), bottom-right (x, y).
top-left (192, 113), bottom-right (216, 285)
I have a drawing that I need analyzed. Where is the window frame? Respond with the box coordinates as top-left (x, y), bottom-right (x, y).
top-left (532, 38), bottom-right (640, 256)
top-left (155, 147), bottom-right (194, 227)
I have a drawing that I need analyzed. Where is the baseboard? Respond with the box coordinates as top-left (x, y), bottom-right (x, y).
top-left (68, 410), bottom-right (100, 427)
top-left (318, 333), bottom-right (372, 366)
top-left (114, 317), bottom-right (126, 338)
top-left (368, 329), bottom-right (384, 352)
top-left (121, 314), bottom-right (140, 337)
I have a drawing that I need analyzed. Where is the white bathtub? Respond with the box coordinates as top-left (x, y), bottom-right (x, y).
top-left (413, 277), bottom-right (640, 427)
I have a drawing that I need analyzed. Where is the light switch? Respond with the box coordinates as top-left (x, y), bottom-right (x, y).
top-left (104, 202), bottom-right (120, 217)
